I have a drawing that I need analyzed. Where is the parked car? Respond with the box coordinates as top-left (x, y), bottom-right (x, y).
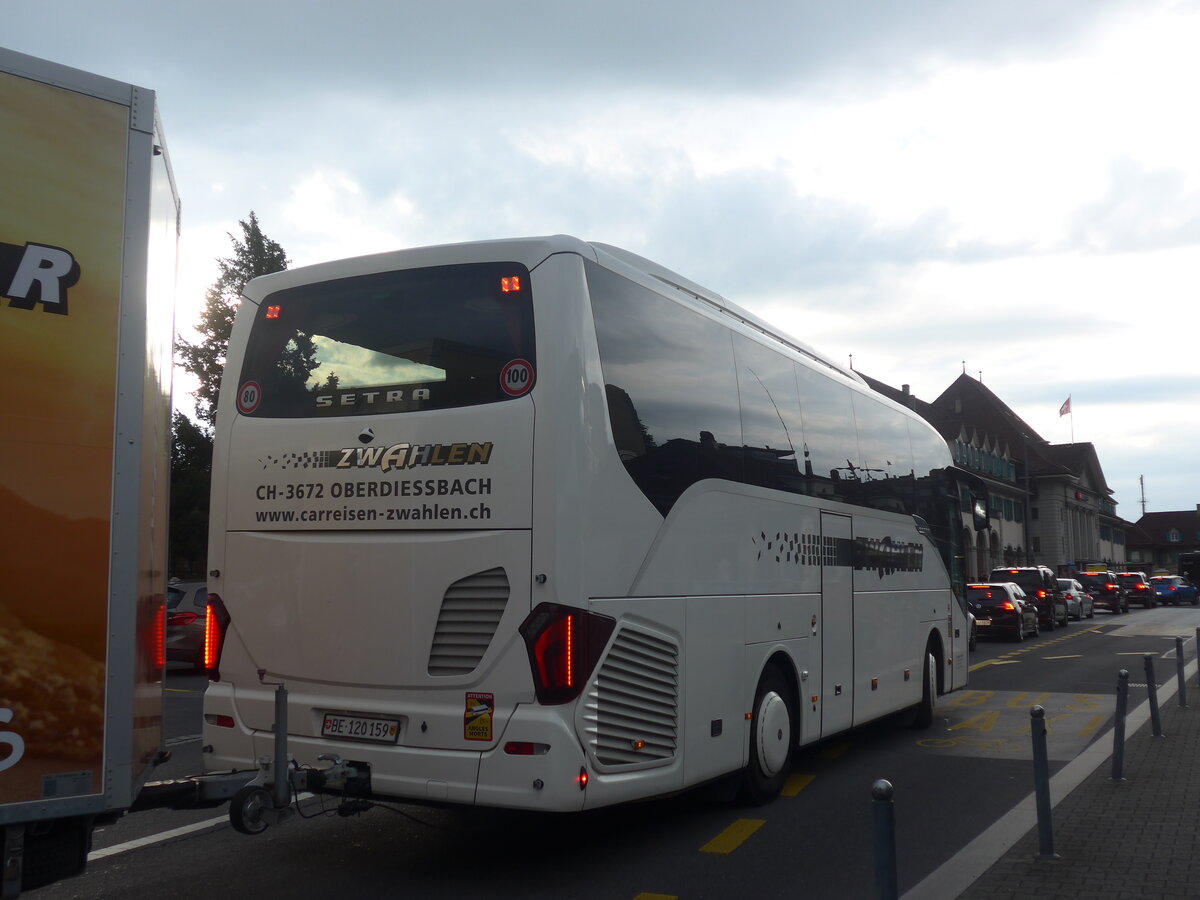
top-left (990, 566), bottom-right (1069, 629)
top-left (166, 579), bottom-right (208, 670)
top-left (1116, 572), bottom-right (1157, 608)
top-left (966, 582), bottom-right (1039, 642)
top-left (1150, 575), bottom-right (1200, 606)
top-left (1057, 578), bottom-right (1095, 620)
top-left (1077, 571), bottom-right (1128, 614)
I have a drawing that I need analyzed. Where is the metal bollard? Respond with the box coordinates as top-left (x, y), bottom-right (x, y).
top-left (1112, 669), bottom-right (1128, 781)
top-left (871, 779), bottom-right (898, 900)
top-left (1145, 654), bottom-right (1164, 738)
top-left (1177, 636), bottom-right (1189, 708)
top-left (1030, 706), bottom-right (1058, 859)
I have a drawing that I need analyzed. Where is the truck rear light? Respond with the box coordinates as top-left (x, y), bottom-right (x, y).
top-left (518, 603), bottom-right (615, 705)
top-left (204, 714), bottom-right (235, 728)
top-left (204, 593), bottom-right (232, 682)
top-left (152, 600), bottom-right (165, 670)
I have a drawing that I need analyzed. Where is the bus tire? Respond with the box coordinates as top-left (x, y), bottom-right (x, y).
top-left (738, 666), bottom-right (794, 805)
top-left (911, 650), bottom-right (937, 730)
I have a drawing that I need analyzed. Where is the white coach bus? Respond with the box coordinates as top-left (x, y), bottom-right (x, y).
top-left (202, 235), bottom-right (983, 816)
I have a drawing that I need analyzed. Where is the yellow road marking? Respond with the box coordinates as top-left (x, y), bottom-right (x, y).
top-left (969, 624), bottom-right (1106, 671)
top-left (1078, 713), bottom-right (1106, 738)
top-left (782, 773), bottom-right (815, 797)
top-left (700, 819), bottom-right (765, 854)
top-left (818, 742), bottom-right (851, 760)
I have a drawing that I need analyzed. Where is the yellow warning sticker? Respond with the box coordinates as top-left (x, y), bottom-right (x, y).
top-left (464, 692), bottom-right (494, 741)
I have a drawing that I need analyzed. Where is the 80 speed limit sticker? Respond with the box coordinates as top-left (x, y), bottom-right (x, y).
top-left (236, 381), bottom-right (262, 414)
top-left (499, 359), bottom-right (535, 397)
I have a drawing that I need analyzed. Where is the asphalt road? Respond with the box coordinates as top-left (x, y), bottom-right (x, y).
top-left (34, 605), bottom-right (1200, 900)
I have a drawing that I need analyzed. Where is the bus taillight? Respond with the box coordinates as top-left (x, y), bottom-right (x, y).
top-left (204, 593), bottom-right (232, 682)
top-left (519, 603), bottom-right (615, 705)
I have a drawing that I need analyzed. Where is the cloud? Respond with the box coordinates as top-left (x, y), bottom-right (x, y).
top-left (1069, 158), bottom-right (1200, 254)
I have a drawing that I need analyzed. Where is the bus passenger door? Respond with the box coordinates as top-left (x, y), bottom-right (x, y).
top-left (820, 512), bottom-right (854, 736)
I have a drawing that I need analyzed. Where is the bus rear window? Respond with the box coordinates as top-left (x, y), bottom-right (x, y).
top-left (237, 262), bottom-right (535, 417)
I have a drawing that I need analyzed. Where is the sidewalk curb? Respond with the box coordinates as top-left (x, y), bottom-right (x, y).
top-left (902, 654), bottom-right (1196, 900)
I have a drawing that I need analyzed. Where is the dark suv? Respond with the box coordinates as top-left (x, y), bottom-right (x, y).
top-left (1116, 572), bottom-right (1157, 608)
top-left (1078, 571), bottom-right (1128, 614)
top-left (990, 566), bottom-right (1069, 630)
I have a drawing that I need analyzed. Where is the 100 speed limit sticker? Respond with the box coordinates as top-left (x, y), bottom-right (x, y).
top-left (500, 359), bottom-right (535, 397)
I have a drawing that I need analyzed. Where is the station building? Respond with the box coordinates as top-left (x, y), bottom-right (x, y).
top-left (860, 372), bottom-right (1129, 581)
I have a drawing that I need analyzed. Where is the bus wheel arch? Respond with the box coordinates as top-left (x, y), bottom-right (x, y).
top-left (738, 656), bottom-right (797, 805)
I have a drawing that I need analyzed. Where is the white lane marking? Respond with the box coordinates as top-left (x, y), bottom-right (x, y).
top-left (90, 792), bottom-right (315, 861)
top-left (90, 815), bottom-right (227, 860)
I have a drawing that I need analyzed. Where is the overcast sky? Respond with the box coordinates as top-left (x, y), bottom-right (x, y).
top-left (7, 0), bottom-right (1198, 518)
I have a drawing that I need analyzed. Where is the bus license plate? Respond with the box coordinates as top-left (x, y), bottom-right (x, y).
top-left (321, 713), bottom-right (401, 744)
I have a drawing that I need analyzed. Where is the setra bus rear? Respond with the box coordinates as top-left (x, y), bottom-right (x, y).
top-left (203, 236), bottom-right (608, 812)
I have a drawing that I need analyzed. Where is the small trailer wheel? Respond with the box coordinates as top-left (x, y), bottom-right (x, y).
top-left (230, 785), bottom-right (273, 835)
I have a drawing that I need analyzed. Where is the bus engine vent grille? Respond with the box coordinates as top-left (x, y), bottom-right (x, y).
top-left (583, 626), bottom-right (679, 767)
top-left (427, 567), bottom-right (510, 676)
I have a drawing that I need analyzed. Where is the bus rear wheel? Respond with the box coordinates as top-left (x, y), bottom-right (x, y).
top-left (738, 666), bottom-right (795, 805)
top-left (911, 650), bottom-right (938, 729)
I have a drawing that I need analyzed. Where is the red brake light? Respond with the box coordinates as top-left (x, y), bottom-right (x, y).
top-left (167, 611), bottom-right (199, 626)
top-left (519, 603), bottom-right (616, 705)
top-left (204, 593), bottom-right (232, 682)
top-left (1037, 590), bottom-right (1047, 599)
top-left (152, 598), bottom-right (165, 670)
top-left (999, 601), bottom-right (1016, 611)
top-left (500, 276), bottom-right (522, 293)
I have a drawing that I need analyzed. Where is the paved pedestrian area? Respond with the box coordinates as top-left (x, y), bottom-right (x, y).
top-left (958, 696), bottom-right (1200, 899)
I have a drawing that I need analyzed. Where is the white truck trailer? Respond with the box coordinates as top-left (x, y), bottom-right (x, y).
top-left (0, 47), bottom-right (178, 895)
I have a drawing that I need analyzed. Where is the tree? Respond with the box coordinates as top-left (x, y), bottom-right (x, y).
top-left (169, 411), bottom-right (214, 577)
top-left (176, 211), bottom-right (289, 428)
top-left (169, 212), bottom-right (288, 575)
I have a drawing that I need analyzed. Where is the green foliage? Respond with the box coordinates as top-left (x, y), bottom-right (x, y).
top-left (169, 411), bottom-right (213, 577)
top-left (176, 211), bottom-right (289, 428)
top-left (170, 211), bottom-right (288, 574)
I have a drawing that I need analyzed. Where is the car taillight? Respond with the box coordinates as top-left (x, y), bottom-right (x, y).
top-left (204, 593), bottom-right (232, 682)
top-left (999, 601), bottom-right (1016, 611)
top-left (518, 603), bottom-right (616, 705)
top-left (1036, 590), bottom-right (1047, 599)
top-left (167, 611), bottom-right (199, 626)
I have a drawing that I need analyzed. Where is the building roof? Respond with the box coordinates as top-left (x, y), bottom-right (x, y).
top-left (1129, 509), bottom-right (1200, 549)
top-left (860, 370), bottom-right (1119, 507)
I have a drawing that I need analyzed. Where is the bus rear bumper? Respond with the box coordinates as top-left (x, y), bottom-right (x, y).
top-left (203, 690), bottom-right (589, 812)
